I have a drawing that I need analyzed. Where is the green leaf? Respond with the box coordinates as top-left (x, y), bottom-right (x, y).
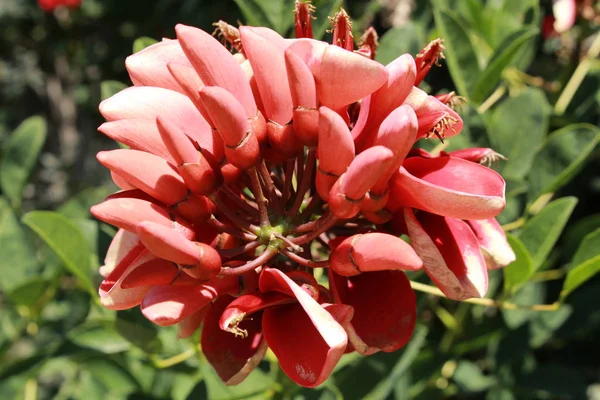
top-left (115, 310), bottom-right (162, 353)
top-left (5, 278), bottom-right (49, 307)
top-left (57, 186), bottom-right (114, 219)
top-left (432, 3), bottom-right (481, 97)
top-left (561, 255), bottom-right (600, 300)
top-left (233, 0), bottom-right (280, 31)
top-left (0, 198), bottom-right (38, 292)
top-left (471, 28), bottom-right (538, 103)
top-left (527, 124), bottom-right (600, 202)
top-left (363, 325), bottom-right (428, 400)
top-left (375, 23), bottom-right (423, 66)
top-left (572, 228), bottom-right (600, 268)
top-left (101, 80), bottom-right (127, 101)
top-left (22, 211), bottom-right (95, 294)
top-left (528, 305), bottom-right (572, 347)
top-left (68, 322), bottom-right (132, 353)
top-left (503, 234), bottom-right (534, 295)
top-left (132, 36), bottom-right (158, 53)
top-left (0, 116), bottom-right (47, 208)
top-left (201, 358), bottom-right (274, 400)
top-left (80, 358), bottom-right (140, 394)
top-left (502, 282), bottom-right (544, 329)
top-left (487, 87), bottom-right (550, 180)
top-left (517, 197), bottom-right (577, 272)
top-left (453, 360), bottom-right (497, 392)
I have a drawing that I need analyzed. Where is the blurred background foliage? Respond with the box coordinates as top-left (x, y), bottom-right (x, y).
top-left (1, 0), bottom-right (600, 399)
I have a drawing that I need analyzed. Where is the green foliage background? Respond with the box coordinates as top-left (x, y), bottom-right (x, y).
top-left (1, 0), bottom-right (600, 399)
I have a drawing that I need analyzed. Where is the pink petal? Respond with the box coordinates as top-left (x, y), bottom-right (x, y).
top-left (317, 106), bottom-right (355, 175)
top-left (98, 119), bottom-right (174, 163)
top-left (141, 276), bottom-right (240, 326)
top-left (316, 45), bottom-right (388, 111)
top-left (240, 26), bottom-right (293, 125)
top-left (388, 156), bottom-right (506, 220)
top-left (99, 86), bottom-right (217, 156)
top-left (553, 0), bottom-right (577, 32)
top-left (96, 149), bottom-right (187, 206)
top-left (119, 258), bottom-right (198, 288)
top-left (467, 218), bottom-right (516, 269)
top-left (263, 302), bottom-right (346, 387)
top-left (126, 39), bottom-right (192, 94)
top-left (403, 87), bottom-right (463, 140)
top-left (405, 209), bottom-right (488, 299)
top-left (329, 233), bottom-right (423, 276)
top-left (175, 24), bottom-right (257, 117)
top-left (329, 269), bottom-right (416, 355)
top-left (100, 229), bottom-right (139, 278)
top-left (202, 296), bottom-right (267, 385)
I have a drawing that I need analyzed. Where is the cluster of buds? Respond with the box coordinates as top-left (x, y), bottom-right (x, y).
top-left (91, 1), bottom-right (515, 388)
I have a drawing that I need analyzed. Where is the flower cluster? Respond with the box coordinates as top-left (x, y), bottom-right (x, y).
top-left (91, 2), bottom-right (514, 388)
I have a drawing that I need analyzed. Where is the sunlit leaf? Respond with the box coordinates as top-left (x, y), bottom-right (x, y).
top-left (503, 234), bottom-right (533, 295)
top-left (132, 36), bottom-right (158, 53)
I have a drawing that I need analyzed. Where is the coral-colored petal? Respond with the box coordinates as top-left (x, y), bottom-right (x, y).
top-left (100, 229), bottom-right (139, 278)
top-left (99, 86), bottom-right (217, 156)
top-left (126, 39), bottom-right (192, 94)
top-left (91, 197), bottom-right (175, 234)
top-left (317, 45), bottom-right (388, 110)
top-left (317, 106), bottom-right (355, 175)
top-left (388, 156), bottom-right (506, 220)
top-left (202, 296), bottom-right (267, 385)
top-left (177, 306), bottom-right (209, 339)
top-left (467, 218), bottom-right (516, 269)
top-left (329, 270), bottom-right (416, 355)
top-left (263, 302), bottom-right (346, 388)
top-left (175, 24), bottom-right (257, 117)
top-left (98, 119), bottom-right (174, 163)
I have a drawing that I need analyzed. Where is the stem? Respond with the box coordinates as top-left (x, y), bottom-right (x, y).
top-left (220, 247), bottom-right (278, 276)
top-left (217, 240), bottom-right (261, 259)
top-left (258, 159), bottom-right (283, 214)
top-left (152, 348), bottom-right (196, 368)
top-left (299, 195), bottom-right (321, 221)
top-left (282, 249), bottom-right (329, 268)
top-left (293, 218), bottom-right (320, 233)
top-left (288, 148), bottom-right (316, 217)
top-left (282, 159), bottom-right (295, 207)
top-left (248, 167), bottom-right (271, 227)
top-left (409, 281), bottom-right (560, 311)
top-left (555, 33), bottom-right (600, 115)
top-left (207, 215), bottom-right (257, 241)
top-left (477, 85), bottom-right (506, 114)
top-left (208, 193), bottom-right (260, 235)
top-left (274, 233), bottom-right (304, 252)
top-left (220, 185), bottom-right (259, 217)
top-left (502, 218), bottom-right (524, 232)
top-left (291, 212), bottom-right (339, 245)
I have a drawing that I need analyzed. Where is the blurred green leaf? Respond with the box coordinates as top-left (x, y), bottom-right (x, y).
top-left (68, 322), bottom-right (131, 354)
top-left (487, 87), bottom-right (550, 181)
top-left (22, 211), bottom-right (95, 294)
top-left (452, 360), bottom-right (497, 392)
top-left (517, 197), bottom-right (577, 272)
top-left (502, 282), bottom-right (544, 329)
top-left (528, 305), bottom-right (572, 347)
top-left (561, 255), bottom-right (600, 300)
top-left (571, 228), bottom-right (600, 268)
top-left (518, 365), bottom-right (587, 398)
top-left (234, 0), bottom-right (292, 34)
top-left (376, 23), bottom-right (423, 66)
top-left (132, 36), bottom-right (158, 53)
top-left (486, 387), bottom-right (515, 400)
top-left (363, 325), bottom-right (428, 400)
top-left (201, 359), bottom-right (274, 400)
top-left (471, 28), bottom-right (538, 104)
top-left (57, 186), bottom-right (114, 219)
top-left (115, 310), bottom-right (162, 354)
top-left (432, 4), bottom-right (481, 97)
top-left (527, 124), bottom-right (600, 202)
top-left (80, 358), bottom-right (140, 395)
top-left (562, 213), bottom-right (600, 262)
top-left (0, 116), bottom-right (47, 208)
top-left (0, 198), bottom-right (38, 292)
top-left (5, 278), bottom-right (49, 307)
top-left (101, 80), bottom-right (127, 101)
top-left (503, 234), bottom-right (533, 295)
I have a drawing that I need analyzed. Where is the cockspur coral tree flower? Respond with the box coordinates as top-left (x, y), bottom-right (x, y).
top-left (91, 1), bottom-right (514, 388)
top-left (38, 0), bottom-right (81, 12)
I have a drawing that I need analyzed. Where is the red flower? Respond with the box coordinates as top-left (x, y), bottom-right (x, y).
top-left (90, 2), bottom-right (511, 387)
top-left (38, 0), bottom-right (81, 12)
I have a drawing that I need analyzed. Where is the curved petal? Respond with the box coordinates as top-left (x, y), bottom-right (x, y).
top-left (99, 86), bottom-right (217, 156)
top-left (177, 306), bottom-right (209, 339)
top-left (263, 302), bottom-right (346, 388)
top-left (202, 296), bottom-right (267, 385)
top-left (405, 209), bottom-right (488, 299)
top-left (329, 269), bottom-right (416, 355)
top-left (388, 156), bottom-right (506, 220)
top-left (98, 119), bottom-right (174, 163)
top-left (100, 229), bottom-right (139, 278)
top-left (467, 218), bottom-right (516, 269)
top-left (175, 24), bottom-right (257, 117)
top-left (240, 26), bottom-right (293, 125)
top-left (316, 45), bottom-right (388, 110)
top-left (126, 39), bottom-right (192, 93)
